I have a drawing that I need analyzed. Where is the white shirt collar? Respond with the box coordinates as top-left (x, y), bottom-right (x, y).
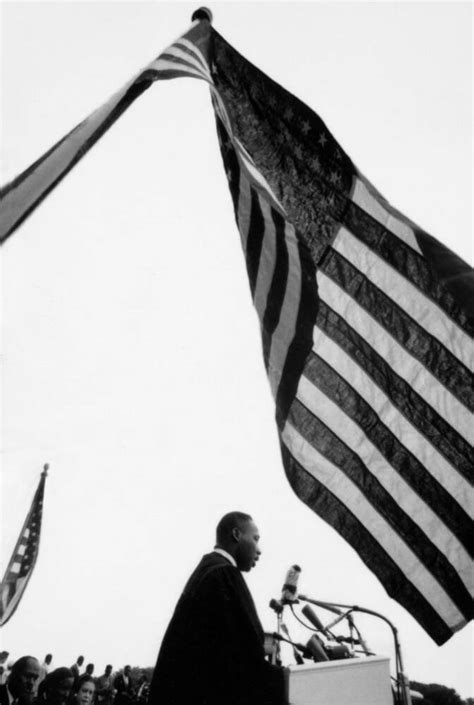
top-left (213, 547), bottom-right (237, 567)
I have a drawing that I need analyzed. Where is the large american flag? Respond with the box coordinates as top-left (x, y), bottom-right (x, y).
top-left (0, 467), bottom-right (48, 626)
top-left (0, 15), bottom-right (472, 644)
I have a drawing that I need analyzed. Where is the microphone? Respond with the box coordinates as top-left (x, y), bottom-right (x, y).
top-left (305, 635), bottom-right (329, 662)
top-left (269, 598), bottom-right (284, 615)
top-left (281, 565), bottom-right (301, 604)
top-left (298, 595), bottom-right (343, 616)
top-left (301, 604), bottom-right (328, 635)
top-left (272, 633), bottom-right (311, 660)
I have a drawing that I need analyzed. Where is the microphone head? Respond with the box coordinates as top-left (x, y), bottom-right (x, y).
top-left (305, 635), bottom-right (329, 662)
top-left (281, 564), bottom-right (301, 604)
top-left (269, 598), bottom-right (284, 614)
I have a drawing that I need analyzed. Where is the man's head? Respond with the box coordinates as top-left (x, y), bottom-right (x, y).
top-left (44, 655), bottom-right (53, 666)
top-left (124, 665), bottom-right (131, 677)
top-left (105, 665), bottom-right (112, 676)
top-left (7, 657), bottom-right (40, 702)
top-left (44, 668), bottom-right (74, 705)
top-left (76, 656), bottom-right (84, 667)
top-left (215, 511), bottom-right (261, 572)
top-left (85, 664), bottom-right (94, 676)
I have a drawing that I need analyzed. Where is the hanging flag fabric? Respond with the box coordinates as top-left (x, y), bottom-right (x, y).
top-left (0, 12), bottom-right (472, 645)
top-left (207, 29), bottom-right (473, 646)
top-left (206, 29), bottom-right (473, 647)
top-left (0, 467), bottom-right (48, 626)
top-left (0, 19), bottom-right (213, 244)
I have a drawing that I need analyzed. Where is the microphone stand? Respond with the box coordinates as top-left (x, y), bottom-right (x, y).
top-left (269, 598), bottom-right (284, 665)
top-left (299, 596), bottom-right (412, 705)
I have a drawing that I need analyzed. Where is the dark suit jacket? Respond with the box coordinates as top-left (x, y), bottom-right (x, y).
top-left (113, 675), bottom-right (133, 695)
top-left (148, 552), bottom-right (285, 705)
top-left (0, 684), bottom-right (10, 705)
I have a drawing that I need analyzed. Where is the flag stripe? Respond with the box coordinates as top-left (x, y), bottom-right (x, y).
top-left (0, 78), bottom-right (152, 243)
top-left (158, 45), bottom-right (212, 80)
top-left (267, 221), bottom-right (303, 399)
top-left (253, 197), bottom-right (278, 324)
top-left (299, 358), bottom-right (473, 577)
top-left (275, 237), bottom-right (319, 425)
top-left (352, 176), bottom-right (423, 254)
top-left (262, 209), bottom-right (289, 375)
top-left (246, 189), bottom-right (266, 297)
top-left (317, 271), bottom-right (473, 443)
top-left (176, 38), bottom-right (212, 75)
top-left (316, 301), bottom-right (473, 479)
top-left (332, 228), bottom-right (473, 376)
top-left (322, 247), bottom-right (473, 410)
top-left (281, 417), bottom-right (468, 627)
top-left (280, 441), bottom-right (456, 645)
top-left (311, 327), bottom-right (473, 514)
top-left (236, 170), bottom-right (252, 251)
top-left (0, 23), bottom-right (213, 244)
top-left (342, 200), bottom-right (472, 335)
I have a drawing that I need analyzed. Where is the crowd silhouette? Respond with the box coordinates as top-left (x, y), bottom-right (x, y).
top-left (0, 655), bottom-right (150, 705)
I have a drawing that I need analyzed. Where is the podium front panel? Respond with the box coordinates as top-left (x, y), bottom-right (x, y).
top-left (285, 655), bottom-right (392, 705)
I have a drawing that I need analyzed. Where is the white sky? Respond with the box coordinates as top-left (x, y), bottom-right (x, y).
top-left (1, 0), bottom-right (472, 699)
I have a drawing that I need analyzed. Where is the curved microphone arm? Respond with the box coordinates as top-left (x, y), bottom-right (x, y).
top-left (298, 595), bottom-right (412, 705)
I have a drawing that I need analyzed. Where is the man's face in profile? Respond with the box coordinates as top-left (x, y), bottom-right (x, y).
top-left (235, 520), bottom-right (261, 572)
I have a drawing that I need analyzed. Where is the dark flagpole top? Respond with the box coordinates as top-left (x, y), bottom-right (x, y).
top-left (191, 7), bottom-right (213, 23)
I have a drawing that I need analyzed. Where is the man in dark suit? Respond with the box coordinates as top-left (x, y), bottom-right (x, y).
top-left (0, 656), bottom-right (40, 705)
top-left (113, 666), bottom-right (133, 705)
top-left (148, 511), bottom-right (286, 705)
top-left (69, 658), bottom-right (83, 688)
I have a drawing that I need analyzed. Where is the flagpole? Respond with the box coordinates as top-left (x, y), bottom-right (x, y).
top-left (191, 7), bottom-right (213, 23)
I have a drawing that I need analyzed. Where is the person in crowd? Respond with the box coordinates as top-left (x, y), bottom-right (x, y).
top-left (148, 511), bottom-right (286, 705)
top-left (0, 656), bottom-right (40, 705)
top-left (41, 668), bottom-right (74, 705)
top-left (135, 673), bottom-right (149, 705)
top-left (73, 675), bottom-right (96, 705)
top-left (84, 666), bottom-right (94, 679)
top-left (113, 667), bottom-right (133, 705)
top-left (38, 655), bottom-right (53, 689)
top-left (96, 666), bottom-right (113, 705)
top-left (70, 658), bottom-right (84, 687)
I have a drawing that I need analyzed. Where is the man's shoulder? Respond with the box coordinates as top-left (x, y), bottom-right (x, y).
top-left (184, 552), bottom-right (240, 593)
top-left (193, 552), bottom-right (239, 577)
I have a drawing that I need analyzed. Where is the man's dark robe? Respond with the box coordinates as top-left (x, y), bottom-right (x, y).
top-left (148, 552), bottom-right (285, 705)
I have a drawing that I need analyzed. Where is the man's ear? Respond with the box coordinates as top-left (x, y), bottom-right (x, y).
top-left (231, 527), bottom-right (241, 542)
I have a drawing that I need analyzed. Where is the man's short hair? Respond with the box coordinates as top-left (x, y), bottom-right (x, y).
top-left (44, 668), bottom-right (74, 692)
top-left (10, 657), bottom-right (37, 678)
top-left (75, 674), bottom-right (95, 693)
top-left (216, 512), bottom-right (252, 545)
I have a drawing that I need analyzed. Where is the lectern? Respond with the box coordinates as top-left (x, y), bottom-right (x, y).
top-left (285, 655), bottom-right (393, 705)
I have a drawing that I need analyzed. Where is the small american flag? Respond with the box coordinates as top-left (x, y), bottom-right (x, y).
top-left (0, 467), bottom-right (48, 626)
